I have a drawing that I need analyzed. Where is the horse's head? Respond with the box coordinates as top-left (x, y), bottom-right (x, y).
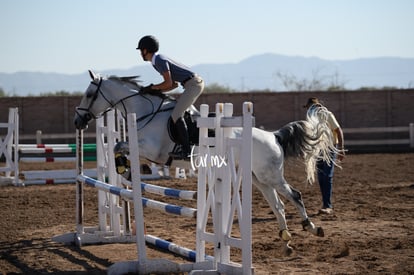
top-left (74, 70), bottom-right (111, 129)
top-left (74, 70), bottom-right (144, 129)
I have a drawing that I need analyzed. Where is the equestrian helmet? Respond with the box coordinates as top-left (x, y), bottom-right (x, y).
top-left (137, 35), bottom-right (159, 53)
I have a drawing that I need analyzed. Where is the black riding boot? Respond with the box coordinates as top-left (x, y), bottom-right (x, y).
top-left (169, 117), bottom-right (191, 159)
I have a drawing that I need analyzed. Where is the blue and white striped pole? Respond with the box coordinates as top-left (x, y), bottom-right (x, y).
top-left (77, 175), bottom-right (197, 219)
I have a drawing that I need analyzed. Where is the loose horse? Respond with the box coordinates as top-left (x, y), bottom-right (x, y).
top-left (74, 70), bottom-right (337, 255)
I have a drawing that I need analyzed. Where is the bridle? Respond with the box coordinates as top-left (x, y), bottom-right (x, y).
top-left (75, 76), bottom-right (174, 130)
top-left (75, 78), bottom-right (104, 124)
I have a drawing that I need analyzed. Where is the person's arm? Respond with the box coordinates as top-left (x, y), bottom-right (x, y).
top-left (334, 127), bottom-right (345, 161)
top-left (152, 71), bottom-right (178, 91)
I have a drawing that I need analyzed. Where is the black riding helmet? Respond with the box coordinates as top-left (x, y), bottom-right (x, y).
top-left (136, 35), bottom-right (159, 53)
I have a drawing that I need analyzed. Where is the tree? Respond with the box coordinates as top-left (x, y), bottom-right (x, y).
top-left (203, 83), bottom-right (235, 93)
top-left (0, 87), bottom-right (5, 97)
top-left (357, 86), bottom-right (399, 91)
top-left (275, 69), bottom-right (347, 91)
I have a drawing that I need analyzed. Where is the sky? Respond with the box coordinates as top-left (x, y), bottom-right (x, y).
top-left (1, 0), bottom-right (413, 74)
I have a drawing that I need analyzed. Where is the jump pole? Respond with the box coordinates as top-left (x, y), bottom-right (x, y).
top-left (76, 128), bottom-right (84, 235)
top-left (18, 146), bottom-right (96, 154)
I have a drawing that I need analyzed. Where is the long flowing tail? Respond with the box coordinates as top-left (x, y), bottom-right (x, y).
top-left (274, 106), bottom-right (339, 184)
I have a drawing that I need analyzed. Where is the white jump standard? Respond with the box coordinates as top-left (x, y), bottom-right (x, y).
top-left (54, 102), bottom-right (255, 274)
top-left (0, 108), bottom-right (19, 186)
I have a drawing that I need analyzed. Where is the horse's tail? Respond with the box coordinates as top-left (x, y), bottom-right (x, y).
top-left (274, 106), bottom-right (338, 184)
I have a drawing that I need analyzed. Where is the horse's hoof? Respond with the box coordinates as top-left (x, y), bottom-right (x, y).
top-left (301, 218), bottom-right (324, 237)
top-left (279, 229), bottom-right (292, 241)
top-left (316, 226), bottom-right (324, 237)
top-left (283, 243), bottom-right (293, 257)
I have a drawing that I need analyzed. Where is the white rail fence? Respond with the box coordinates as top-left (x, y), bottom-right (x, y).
top-left (18, 124), bottom-right (414, 150)
top-left (344, 124), bottom-right (414, 147)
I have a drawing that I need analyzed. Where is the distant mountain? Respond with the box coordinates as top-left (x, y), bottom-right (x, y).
top-left (193, 54), bottom-right (414, 91)
top-left (1, 54), bottom-right (414, 96)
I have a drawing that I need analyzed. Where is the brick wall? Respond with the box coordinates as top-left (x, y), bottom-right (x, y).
top-left (197, 89), bottom-right (414, 130)
top-left (1, 89), bottom-right (413, 137)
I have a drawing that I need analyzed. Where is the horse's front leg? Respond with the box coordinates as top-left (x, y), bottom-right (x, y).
top-left (113, 141), bottom-right (131, 180)
top-left (253, 177), bottom-right (293, 256)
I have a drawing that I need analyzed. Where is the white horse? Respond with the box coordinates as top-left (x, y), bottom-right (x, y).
top-left (74, 70), bottom-right (337, 255)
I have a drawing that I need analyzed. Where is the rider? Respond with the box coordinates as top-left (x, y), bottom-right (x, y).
top-left (136, 35), bottom-right (204, 159)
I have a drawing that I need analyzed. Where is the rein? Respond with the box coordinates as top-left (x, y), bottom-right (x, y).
top-left (77, 77), bottom-right (175, 131)
top-left (135, 93), bottom-right (174, 130)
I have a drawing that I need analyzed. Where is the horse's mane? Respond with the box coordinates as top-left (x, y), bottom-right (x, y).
top-left (107, 74), bottom-right (178, 102)
top-left (108, 75), bottom-right (142, 91)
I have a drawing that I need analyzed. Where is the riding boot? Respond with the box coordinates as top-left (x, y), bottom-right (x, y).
top-left (169, 117), bottom-right (191, 159)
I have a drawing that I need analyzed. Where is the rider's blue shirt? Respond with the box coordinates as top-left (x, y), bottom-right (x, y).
top-left (152, 54), bottom-right (195, 83)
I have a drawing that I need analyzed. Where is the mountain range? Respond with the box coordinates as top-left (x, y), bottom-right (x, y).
top-left (1, 53), bottom-right (414, 96)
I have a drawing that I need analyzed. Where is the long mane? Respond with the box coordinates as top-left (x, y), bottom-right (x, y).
top-left (107, 75), bottom-right (142, 91)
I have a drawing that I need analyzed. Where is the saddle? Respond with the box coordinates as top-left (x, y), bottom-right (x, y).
top-left (167, 112), bottom-right (217, 163)
top-left (167, 111), bottom-right (216, 146)
top-left (167, 111), bottom-right (199, 146)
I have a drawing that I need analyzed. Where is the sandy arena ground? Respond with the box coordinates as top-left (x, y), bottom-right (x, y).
top-left (1, 153), bottom-right (413, 274)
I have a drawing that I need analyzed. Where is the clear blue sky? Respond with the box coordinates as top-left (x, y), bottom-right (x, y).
top-left (1, 0), bottom-right (413, 74)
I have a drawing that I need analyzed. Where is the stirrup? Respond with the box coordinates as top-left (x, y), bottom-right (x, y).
top-left (168, 145), bottom-right (190, 160)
